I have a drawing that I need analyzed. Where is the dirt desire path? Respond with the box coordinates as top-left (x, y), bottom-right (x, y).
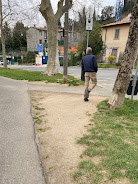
top-left (30, 91), bottom-right (106, 184)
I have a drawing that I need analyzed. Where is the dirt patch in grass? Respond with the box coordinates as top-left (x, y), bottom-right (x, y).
top-left (30, 91), bottom-right (105, 184)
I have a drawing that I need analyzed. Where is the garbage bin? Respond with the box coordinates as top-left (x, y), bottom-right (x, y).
top-left (42, 56), bottom-right (48, 64)
top-left (127, 75), bottom-right (138, 95)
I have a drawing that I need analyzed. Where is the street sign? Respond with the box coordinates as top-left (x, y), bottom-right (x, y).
top-left (86, 18), bottom-right (93, 31)
top-left (38, 44), bottom-right (43, 55)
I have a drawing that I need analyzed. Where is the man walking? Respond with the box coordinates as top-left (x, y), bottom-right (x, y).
top-left (81, 47), bottom-right (98, 101)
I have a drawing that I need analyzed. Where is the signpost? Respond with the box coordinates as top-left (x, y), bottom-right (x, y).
top-left (131, 61), bottom-right (138, 101)
top-left (63, 0), bottom-right (69, 82)
top-left (86, 16), bottom-right (93, 49)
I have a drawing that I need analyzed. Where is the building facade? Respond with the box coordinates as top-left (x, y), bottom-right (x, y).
top-left (27, 27), bottom-right (64, 53)
top-left (27, 26), bottom-right (80, 55)
top-left (102, 14), bottom-right (131, 62)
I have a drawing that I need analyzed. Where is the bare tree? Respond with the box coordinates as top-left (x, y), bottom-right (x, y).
top-left (108, 1), bottom-right (138, 109)
top-left (0, 0), bottom-right (18, 69)
top-left (0, 0), bottom-right (7, 69)
top-left (40, 0), bottom-right (72, 76)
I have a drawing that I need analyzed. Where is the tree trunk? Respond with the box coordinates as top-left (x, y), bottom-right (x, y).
top-left (0, 0), bottom-right (7, 69)
top-left (1, 30), bottom-right (7, 69)
top-left (44, 21), bottom-right (60, 75)
top-left (108, 1), bottom-right (138, 109)
top-left (40, 0), bottom-right (72, 76)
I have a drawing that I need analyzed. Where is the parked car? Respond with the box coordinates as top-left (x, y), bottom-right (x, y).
top-left (0, 60), bottom-right (4, 65)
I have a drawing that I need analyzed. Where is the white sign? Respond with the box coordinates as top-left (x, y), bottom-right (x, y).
top-left (35, 55), bottom-right (42, 65)
top-left (86, 18), bottom-right (93, 31)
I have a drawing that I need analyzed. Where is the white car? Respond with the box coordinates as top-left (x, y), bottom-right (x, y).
top-left (0, 60), bottom-right (4, 65)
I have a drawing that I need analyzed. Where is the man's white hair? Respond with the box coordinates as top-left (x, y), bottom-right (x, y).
top-left (86, 47), bottom-right (92, 54)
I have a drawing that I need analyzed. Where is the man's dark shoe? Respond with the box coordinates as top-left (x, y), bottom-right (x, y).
top-left (84, 98), bottom-right (89, 102)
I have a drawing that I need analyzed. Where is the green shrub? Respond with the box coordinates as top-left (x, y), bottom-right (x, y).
top-left (26, 51), bottom-right (35, 63)
top-left (68, 52), bottom-right (81, 66)
top-left (59, 59), bottom-right (63, 66)
top-left (115, 62), bottom-right (121, 67)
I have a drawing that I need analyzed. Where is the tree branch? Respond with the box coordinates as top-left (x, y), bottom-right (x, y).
top-left (39, 0), bottom-right (54, 21)
top-left (55, 0), bottom-right (73, 21)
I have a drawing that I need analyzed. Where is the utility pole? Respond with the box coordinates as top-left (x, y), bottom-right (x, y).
top-left (86, 31), bottom-right (89, 49)
top-left (86, 14), bottom-right (93, 49)
top-left (131, 60), bottom-right (138, 101)
top-left (0, 0), bottom-right (7, 69)
top-left (63, 0), bottom-right (69, 83)
top-left (72, 20), bottom-right (74, 42)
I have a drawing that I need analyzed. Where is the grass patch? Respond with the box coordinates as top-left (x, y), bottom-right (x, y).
top-left (43, 155), bottom-right (49, 159)
top-left (37, 127), bottom-right (51, 132)
top-left (0, 68), bottom-right (84, 86)
top-left (37, 128), bottom-right (47, 132)
top-left (36, 112), bottom-right (40, 115)
top-left (98, 63), bottom-right (120, 69)
top-left (33, 106), bottom-right (45, 110)
top-left (73, 98), bottom-right (138, 184)
top-left (49, 166), bottom-right (56, 171)
top-left (35, 119), bottom-right (42, 124)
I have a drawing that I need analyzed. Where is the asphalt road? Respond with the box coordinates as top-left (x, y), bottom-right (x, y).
top-left (0, 64), bottom-right (137, 92)
top-left (0, 64), bottom-right (119, 91)
top-left (0, 76), bottom-right (46, 184)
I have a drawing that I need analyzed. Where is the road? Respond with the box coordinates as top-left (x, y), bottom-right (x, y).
top-left (0, 76), bottom-right (46, 184)
top-left (0, 64), bottom-right (119, 91)
top-left (0, 64), bottom-right (137, 95)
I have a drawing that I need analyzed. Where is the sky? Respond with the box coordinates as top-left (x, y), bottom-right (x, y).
top-left (3, 0), bottom-right (120, 28)
top-left (37, 0), bottom-right (118, 27)
top-left (50, 0), bottom-right (117, 13)
top-left (48, 0), bottom-right (118, 27)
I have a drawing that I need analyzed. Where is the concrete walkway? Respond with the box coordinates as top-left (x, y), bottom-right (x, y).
top-left (28, 82), bottom-right (138, 100)
top-left (0, 77), bottom-right (46, 184)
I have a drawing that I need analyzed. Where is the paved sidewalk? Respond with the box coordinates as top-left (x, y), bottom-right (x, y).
top-left (0, 77), bottom-right (46, 184)
top-left (28, 82), bottom-right (138, 100)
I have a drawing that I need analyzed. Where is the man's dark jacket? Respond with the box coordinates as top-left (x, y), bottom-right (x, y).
top-left (81, 53), bottom-right (98, 73)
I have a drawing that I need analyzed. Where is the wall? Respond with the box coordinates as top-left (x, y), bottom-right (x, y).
top-left (27, 28), bottom-right (39, 52)
top-left (102, 24), bottom-right (130, 62)
top-left (27, 28), bottom-right (48, 52)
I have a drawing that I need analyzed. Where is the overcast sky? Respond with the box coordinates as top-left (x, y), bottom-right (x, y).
top-left (37, 0), bottom-right (118, 27)
top-left (47, 0), bottom-right (118, 27)
top-left (50, 0), bottom-right (117, 12)
top-left (4, 0), bottom-right (119, 28)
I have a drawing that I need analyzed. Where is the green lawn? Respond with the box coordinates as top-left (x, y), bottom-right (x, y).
top-left (73, 99), bottom-right (138, 184)
top-left (98, 63), bottom-right (120, 69)
top-left (0, 68), bottom-right (84, 86)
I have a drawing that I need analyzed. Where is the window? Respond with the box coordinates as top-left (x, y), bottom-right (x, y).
top-left (39, 39), bottom-right (42, 44)
top-left (39, 30), bottom-right (42, 36)
top-left (111, 48), bottom-right (118, 56)
top-left (114, 29), bottom-right (120, 39)
top-left (111, 48), bottom-right (118, 62)
top-left (44, 31), bottom-right (47, 39)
